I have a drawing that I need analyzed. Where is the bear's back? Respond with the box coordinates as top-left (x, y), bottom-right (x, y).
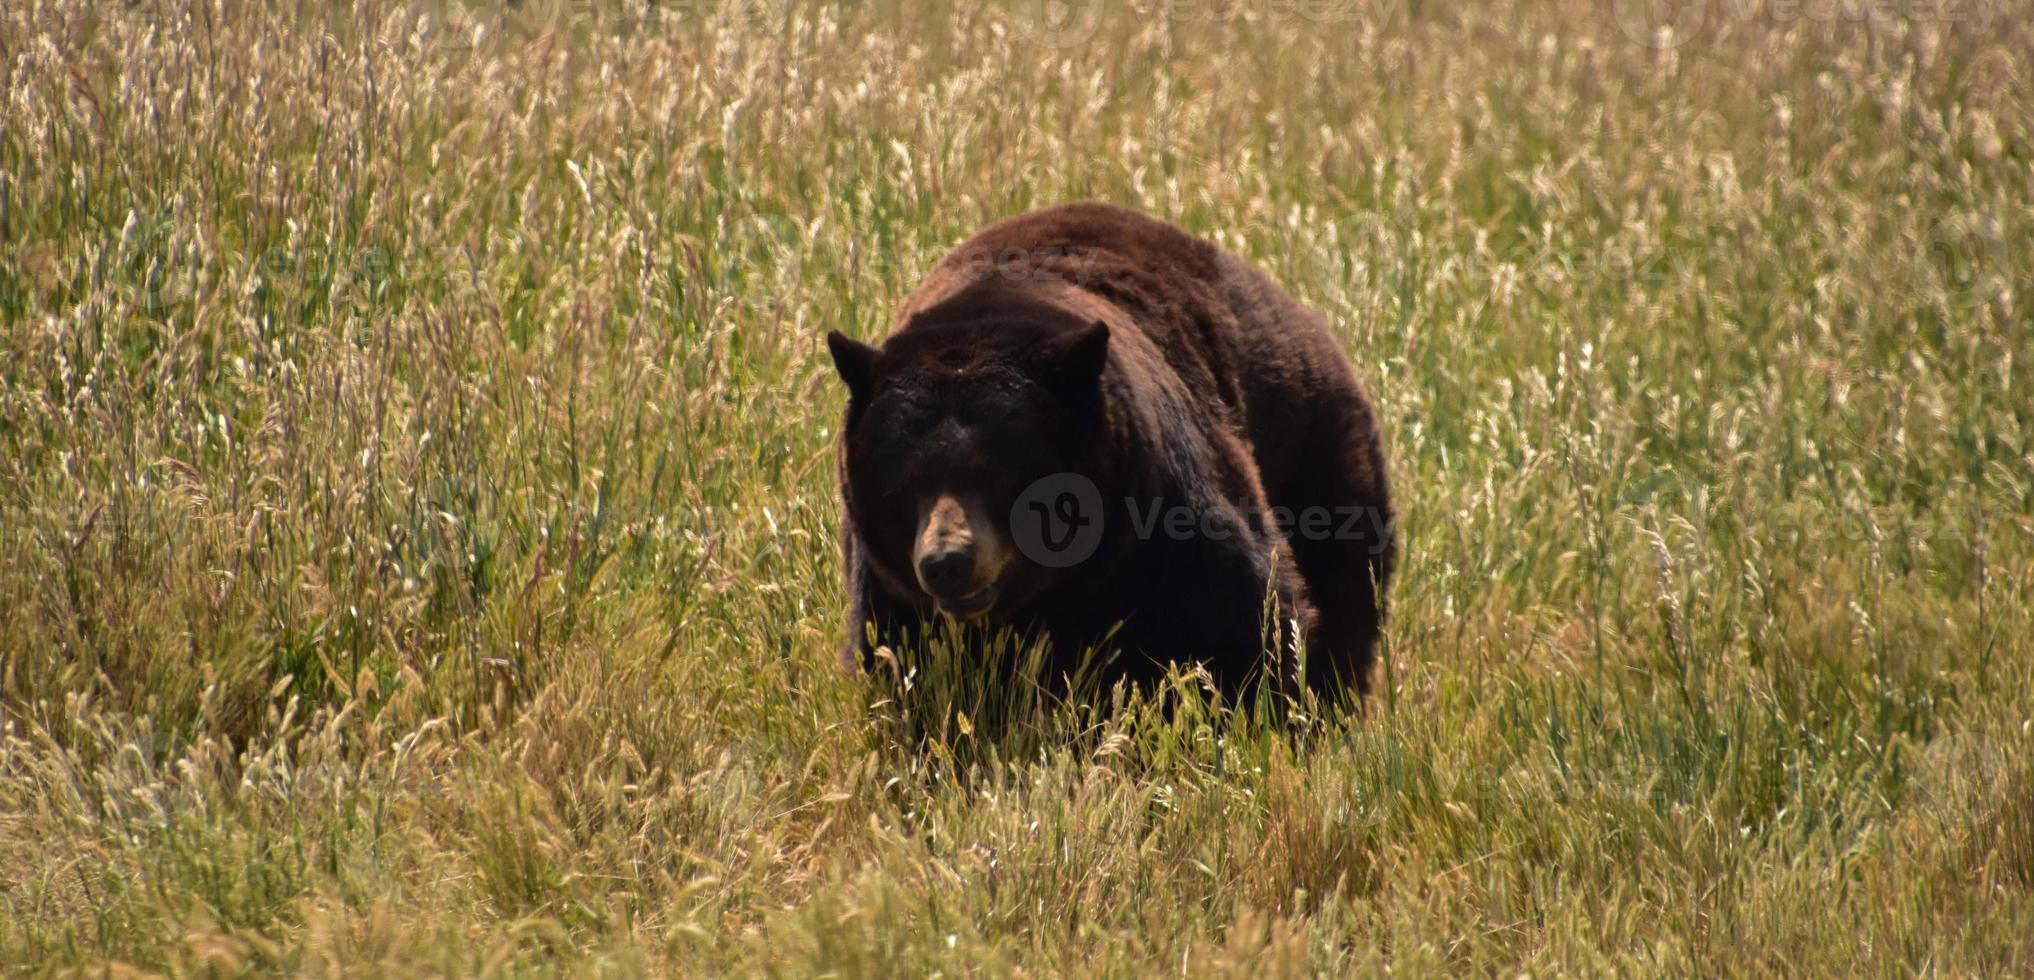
top-left (906, 204), bottom-right (1340, 441)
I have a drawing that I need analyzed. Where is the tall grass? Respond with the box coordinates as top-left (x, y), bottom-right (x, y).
top-left (2, 0), bottom-right (2030, 973)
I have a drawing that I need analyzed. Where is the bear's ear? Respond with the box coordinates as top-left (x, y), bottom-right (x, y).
top-left (1043, 320), bottom-right (1110, 390)
top-left (827, 331), bottom-right (881, 400)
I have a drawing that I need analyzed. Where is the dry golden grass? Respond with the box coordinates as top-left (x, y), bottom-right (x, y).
top-left (2, 0), bottom-right (2031, 974)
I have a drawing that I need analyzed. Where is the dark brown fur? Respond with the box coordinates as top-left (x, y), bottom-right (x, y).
top-left (829, 202), bottom-right (1394, 702)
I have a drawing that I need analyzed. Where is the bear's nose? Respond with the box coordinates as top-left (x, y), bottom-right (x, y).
top-left (917, 547), bottom-right (977, 599)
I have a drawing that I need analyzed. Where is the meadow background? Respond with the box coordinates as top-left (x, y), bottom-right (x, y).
top-left (3, 0), bottom-right (2032, 973)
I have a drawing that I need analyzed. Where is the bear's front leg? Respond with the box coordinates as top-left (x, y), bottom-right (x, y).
top-left (838, 535), bottom-right (921, 674)
top-left (1116, 534), bottom-right (1311, 704)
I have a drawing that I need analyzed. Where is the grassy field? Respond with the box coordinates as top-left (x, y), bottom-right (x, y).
top-left (4, 0), bottom-right (2032, 973)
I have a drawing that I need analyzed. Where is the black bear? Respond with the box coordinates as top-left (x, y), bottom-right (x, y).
top-left (827, 202), bottom-right (1394, 703)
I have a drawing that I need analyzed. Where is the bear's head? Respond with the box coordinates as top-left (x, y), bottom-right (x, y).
top-left (828, 295), bottom-right (1110, 621)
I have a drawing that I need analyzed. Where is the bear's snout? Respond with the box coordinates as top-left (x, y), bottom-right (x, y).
top-left (917, 548), bottom-right (976, 600)
top-left (913, 493), bottom-right (1009, 616)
